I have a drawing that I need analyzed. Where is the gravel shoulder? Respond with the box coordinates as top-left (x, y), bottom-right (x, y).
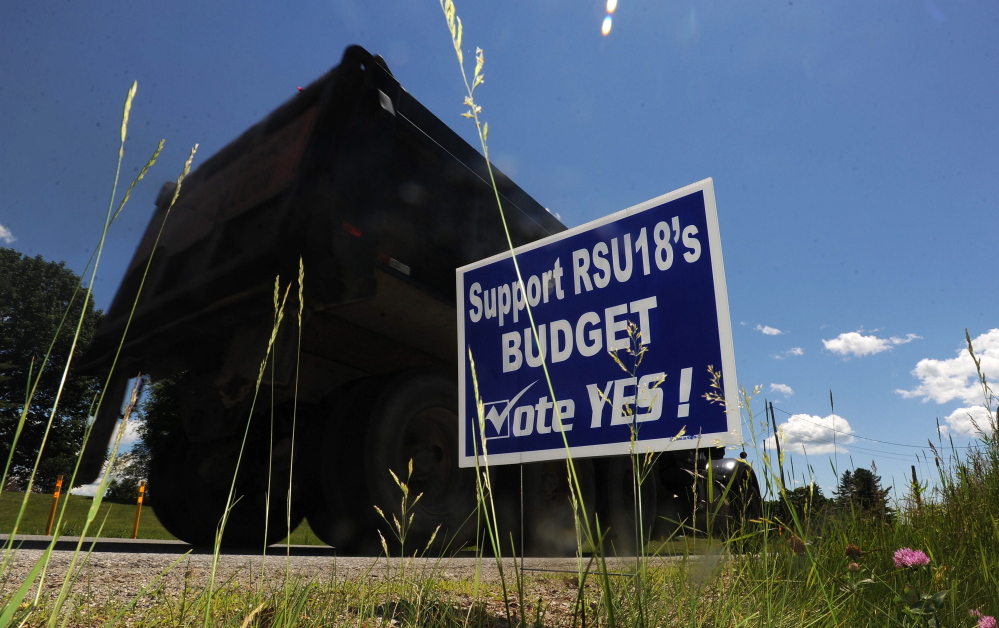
top-left (2, 548), bottom-right (639, 595)
top-left (1, 537), bottom-right (678, 623)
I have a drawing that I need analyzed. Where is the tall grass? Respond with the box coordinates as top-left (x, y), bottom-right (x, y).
top-left (3, 9), bottom-right (999, 626)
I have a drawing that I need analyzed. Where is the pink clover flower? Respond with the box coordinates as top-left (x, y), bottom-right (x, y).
top-left (892, 547), bottom-right (930, 568)
top-left (970, 610), bottom-right (997, 628)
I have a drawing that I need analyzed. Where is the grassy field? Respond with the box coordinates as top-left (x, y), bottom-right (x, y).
top-left (0, 491), bottom-right (325, 545)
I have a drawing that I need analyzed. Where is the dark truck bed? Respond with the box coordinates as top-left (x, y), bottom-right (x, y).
top-left (79, 45), bottom-right (564, 483)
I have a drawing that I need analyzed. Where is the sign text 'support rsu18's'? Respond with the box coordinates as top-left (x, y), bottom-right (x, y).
top-left (456, 178), bottom-right (740, 467)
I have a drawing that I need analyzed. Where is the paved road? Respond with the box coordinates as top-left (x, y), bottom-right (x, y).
top-left (1, 534), bottom-right (336, 556)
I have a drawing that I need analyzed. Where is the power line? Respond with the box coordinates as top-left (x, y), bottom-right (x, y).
top-left (782, 439), bottom-right (929, 462)
top-left (735, 404), bottom-right (982, 462)
top-left (768, 404), bottom-right (978, 450)
top-left (742, 421), bottom-right (935, 461)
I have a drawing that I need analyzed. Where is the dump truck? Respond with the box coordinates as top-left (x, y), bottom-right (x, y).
top-left (77, 45), bottom-right (759, 555)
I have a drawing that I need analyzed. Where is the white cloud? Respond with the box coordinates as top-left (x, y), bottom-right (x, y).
top-left (897, 329), bottom-right (999, 405)
top-left (70, 458), bottom-right (108, 496)
top-left (0, 224), bottom-right (15, 245)
top-left (71, 476), bottom-right (103, 497)
top-left (941, 405), bottom-right (995, 437)
top-left (823, 331), bottom-right (921, 358)
top-left (772, 347), bottom-right (804, 360)
top-left (770, 383), bottom-right (794, 397)
top-left (765, 413), bottom-right (855, 455)
top-left (755, 324), bottom-right (784, 336)
top-left (114, 419), bottom-right (143, 448)
top-left (896, 329), bottom-right (999, 437)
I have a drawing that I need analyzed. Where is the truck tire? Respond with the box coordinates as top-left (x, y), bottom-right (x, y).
top-left (520, 459), bottom-right (596, 556)
top-left (364, 370), bottom-right (477, 555)
top-left (593, 456), bottom-right (657, 556)
top-left (702, 458), bottom-right (762, 538)
top-left (148, 431), bottom-right (216, 545)
top-left (652, 464), bottom-right (697, 540)
top-left (149, 428), bottom-right (304, 547)
top-left (478, 459), bottom-right (600, 557)
top-left (314, 371), bottom-right (477, 555)
top-left (307, 378), bottom-right (383, 551)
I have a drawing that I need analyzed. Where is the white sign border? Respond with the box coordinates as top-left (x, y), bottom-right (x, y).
top-left (456, 178), bottom-right (740, 467)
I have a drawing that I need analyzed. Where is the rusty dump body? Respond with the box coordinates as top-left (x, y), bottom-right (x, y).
top-left (78, 46), bottom-right (759, 554)
top-left (81, 45), bottom-right (563, 469)
top-left (82, 45), bottom-right (562, 402)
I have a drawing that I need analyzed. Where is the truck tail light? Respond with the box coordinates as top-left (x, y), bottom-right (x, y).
top-left (341, 221), bottom-right (362, 238)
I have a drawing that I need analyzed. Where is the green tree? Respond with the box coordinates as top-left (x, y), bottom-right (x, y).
top-left (133, 374), bottom-right (182, 458)
top-left (0, 248), bottom-right (104, 491)
top-left (104, 472), bottom-right (142, 503)
top-left (835, 466), bottom-right (893, 520)
top-left (767, 484), bottom-right (831, 532)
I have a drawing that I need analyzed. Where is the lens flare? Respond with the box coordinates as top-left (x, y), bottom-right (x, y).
top-left (602, 15), bottom-right (613, 35)
top-left (606, 0), bottom-right (617, 13)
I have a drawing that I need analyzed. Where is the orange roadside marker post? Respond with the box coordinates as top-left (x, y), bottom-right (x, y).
top-left (45, 475), bottom-right (64, 536)
top-left (131, 480), bottom-right (146, 539)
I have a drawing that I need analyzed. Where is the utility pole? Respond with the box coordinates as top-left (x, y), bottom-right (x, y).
top-left (911, 465), bottom-right (923, 512)
top-left (769, 401), bottom-right (786, 491)
top-left (830, 390), bottom-right (839, 476)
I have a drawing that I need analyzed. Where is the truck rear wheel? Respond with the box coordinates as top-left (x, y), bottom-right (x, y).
top-left (522, 459), bottom-right (596, 556)
top-left (653, 464), bottom-right (697, 539)
top-left (149, 427), bottom-right (304, 548)
top-left (594, 456), bottom-right (657, 556)
top-left (364, 370), bottom-right (477, 555)
top-left (700, 458), bottom-right (762, 538)
top-left (306, 379), bottom-right (381, 551)
top-left (148, 431), bottom-right (216, 545)
top-left (314, 371), bottom-right (477, 555)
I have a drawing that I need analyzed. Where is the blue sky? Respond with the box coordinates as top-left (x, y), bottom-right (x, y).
top-left (2, 0), bottom-right (996, 498)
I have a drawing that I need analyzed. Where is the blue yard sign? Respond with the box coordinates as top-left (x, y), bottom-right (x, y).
top-left (456, 179), bottom-right (739, 467)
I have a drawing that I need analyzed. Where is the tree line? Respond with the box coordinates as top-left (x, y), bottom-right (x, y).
top-left (766, 466), bottom-right (894, 528)
top-left (0, 248), bottom-right (103, 493)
